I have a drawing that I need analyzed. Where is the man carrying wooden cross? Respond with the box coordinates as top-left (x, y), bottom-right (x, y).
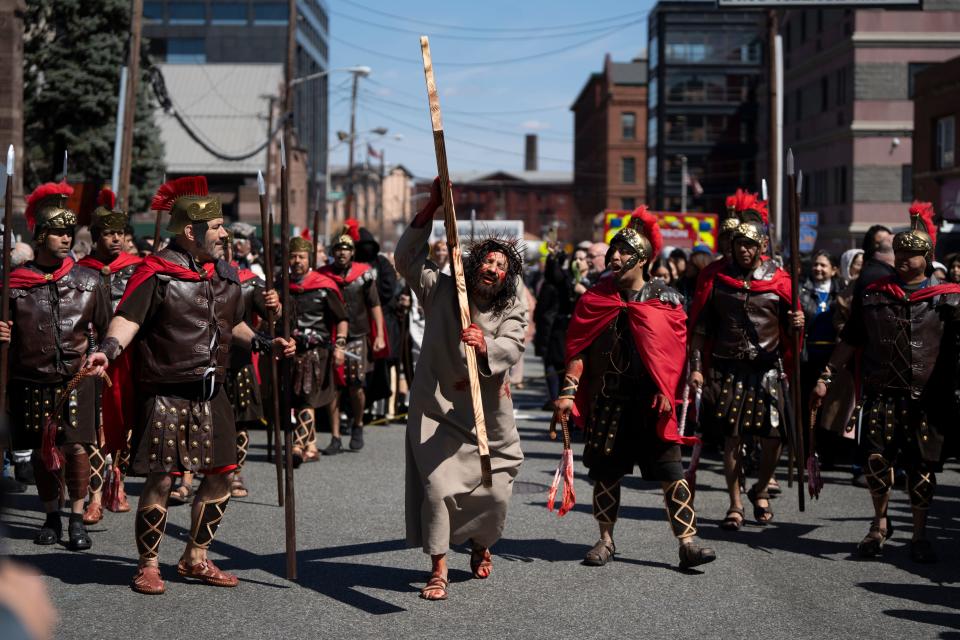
top-left (396, 177), bottom-right (527, 601)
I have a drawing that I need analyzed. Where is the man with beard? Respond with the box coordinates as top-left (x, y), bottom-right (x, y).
top-left (84, 176), bottom-right (295, 595)
top-left (76, 189), bottom-right (143, 524)
top-left (687, 200), bottom-right (804, 531)
top-left (812, 203), bottom-right (960, 563)
top-left (0, 182), bottom-right (111, 550)
top-left (395, 178), bottom-right (526, 601)
top-left (557, 207), bottom-right (716, 569)
top-left (317, 220), bottom-right (386, 454)
top-left (287, 236), bottom-right (348, 463)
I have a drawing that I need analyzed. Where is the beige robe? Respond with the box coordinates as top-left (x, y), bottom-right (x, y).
top-left (396, 222), bottom-right (526, 555)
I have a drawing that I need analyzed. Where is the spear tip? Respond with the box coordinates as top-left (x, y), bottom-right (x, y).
top-left (785, 148), bottom-right (795, 177)
top-left (797, 170), bottom-right (804, 195)
top-left (6, 145), bottom-right (13, 177)
top-left (257, 170), bottom-right (265, 195)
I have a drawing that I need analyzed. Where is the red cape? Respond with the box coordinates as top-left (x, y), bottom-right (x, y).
top-left (865, 276), bottom-right (960, 302)
top-left (290, 270), bottom-right (342, 297)
top-left (318, 262), bottom-right (389, 360)
top-left (9, 258), bottom-right (75, 289)
top-left (78, 252), bottom-right (142, 274)
top-left (117, 255), bottom-right (217, 309)
top-left (565, 275), bottom-right (696, 446)
top-left (687, 258), bottom-right (728, 329)
top-left (229, 261), bottom-right (260, 285)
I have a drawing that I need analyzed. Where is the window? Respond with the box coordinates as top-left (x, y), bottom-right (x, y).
top-left (665, 72), bottom-right (751, 104)
top-left (817, 9), bottom-right (824, 33)
top-left (622, 157), bottom-right (637, 184)
top-left (647, 155), bottom-right (658, 189)
top-left (820, 76), bottom-right (829, 112)
top-left (834, 166), bottom-right (847, 204)
top-left (169, 2), bottom-right (205, 25)
top-left (936, 116), bottom-right (956, 169)
top-left (649, 35), bottom-right (658, 70)
top-left (254, 3), bottom-right (289, 24)
top-left (664, 31), bottom-right (760, 65)
top-left (901, 165), bottom-right (912, 202)
top-left (621, 197), bottom-right (637, 210)
top-left (648, 77), bottom-right (658, 110)
top-left (648, 116), bottom-right (657, 148)
top-left (621, 112), bottom-right (636, 140)
top-left (908, 63), bottom-right (932, 98)
top-left (143, 2), bottom-right (163, 22)
top-left (212, 3), bottom-right (247, 24)
top-left (785, 22), bottom-right (792, 53)
top-left (167, 38), bottom-right (206, 63)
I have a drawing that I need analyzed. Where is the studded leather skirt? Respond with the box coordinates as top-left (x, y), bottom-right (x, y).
top-left (8, 377), bottom-right (98, 449)
top-left (701, 358), bottom-right (785, 440)
top-left (224, 363), bottom-right (264, 424)
top-left (858, 391), bottom-right (943, 465)
top-left (128, 383), bottom-right (237, 476)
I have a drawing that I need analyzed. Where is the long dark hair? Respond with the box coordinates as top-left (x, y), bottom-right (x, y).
top-left (463, 237), bottom-right (524, 318)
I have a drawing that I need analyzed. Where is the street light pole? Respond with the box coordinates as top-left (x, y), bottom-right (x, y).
top-left (680, 154), bottom-right (688, 214)
top-left (344, 72), bottom-right (360, 221)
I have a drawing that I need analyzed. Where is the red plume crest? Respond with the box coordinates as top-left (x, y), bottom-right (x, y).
top-left (909, 201), bottom-right (937, 248)
top-left (726, 188), bottom-right (769, 224)
top-left (629, 205), bottom-right (662, 258)
top-left (300, 228), bottom-right (312, 241)
top-left (151, 176), bottom-right (209, 212)
top-left (344, 218), bottom-right (361, 242)
top-left (97, 188), bottom-right (116, 210)
top-left (24, 181), bottom-right (73, 232)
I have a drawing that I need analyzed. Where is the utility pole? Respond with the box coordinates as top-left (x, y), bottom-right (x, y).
top-left (378, 149), bottom-right (385, 242)
top-left (768, 9), bottom-right (779, 243)
top-left (680, 154), bottom-right (688, 214)
top-left (263, 95), bottom-right (277, 200)
top-left (344, 71), bottom-right (360, 220)
top-left (118, 0), bottom-right (143, 211)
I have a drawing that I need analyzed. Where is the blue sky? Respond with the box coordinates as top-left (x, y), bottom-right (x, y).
top-left (326, 0), bottom-right (657, 178)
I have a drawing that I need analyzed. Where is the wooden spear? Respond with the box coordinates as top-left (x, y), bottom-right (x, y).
top-left (786, 149), bottom-right (806, 512)
top-left (419, 37), bottom-right (493, 488)
top-left (258, 171), bottom-right (285, 507)
top-left (279, 135), bottom-right (297, 579)
top-left (1, 145), bottom-right (14, 418)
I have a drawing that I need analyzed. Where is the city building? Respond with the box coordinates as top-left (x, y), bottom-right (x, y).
top-left (142, 0), bottom-right (329, 205)
top-left (913, 54), bottom-right (960, 254)
top-left (327, 163), bottom-right (414, 252)
top-left (781, 4), bottom-right (960, 252)
top-left (571, 54), bottom-right (648, 240)
top-left (646, 1), bottom-right (766, 216)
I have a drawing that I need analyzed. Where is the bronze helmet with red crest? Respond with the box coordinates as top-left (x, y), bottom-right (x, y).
top-left (151, 176), bottom-right (222, 233)
top-left (726, 189), bottom-right (769, 245)
top-left (893, 201), bottom-right (937, 261)
top-left (609, 205), bottom-right (663, 271)
top-left (25, 182), bottom-right (76, 240)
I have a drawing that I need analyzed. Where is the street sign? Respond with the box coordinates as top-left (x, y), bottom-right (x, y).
top-left (327, 191), bottom-right (344, 201)
top-left (799, 212), bottom-right (818, 227)
top-left (718, 1), bottom-right (919, 6)
top-left (799, 225), bottom-right (818, 253)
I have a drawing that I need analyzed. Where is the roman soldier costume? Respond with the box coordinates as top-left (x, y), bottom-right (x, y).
top-left (287, 235), bottom-right (348, 461)
top-left (77, 188), bottom-right (142, 522)
top-left (818, 202), bottom-right (960, 563)
top-left (6, 182), bottom-right (111, 550)
top-left (561, 208), bottom-right (715, 569)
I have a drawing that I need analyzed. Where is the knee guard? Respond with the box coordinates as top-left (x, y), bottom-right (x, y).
top-left (190, 494), bottom-right (230, 549)
top-left (135, 504), bottom-right (168, 561)
top-left (865, 454), bottom-right (893, 497)
top-left (664, 479), bottom-right (697, 539)
top-left (908, 468), bottom-right (936, 510)
top-left (592, 479), bottom-right (621, 525)
top-left (87, 444), bottom-right (105, 493)
top-left (236, 430), bottom-right (249, 469)
top-left (63, 444), bottom-right (91, 503)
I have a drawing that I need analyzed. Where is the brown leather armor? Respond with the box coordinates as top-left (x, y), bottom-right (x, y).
top-left (340, 265), bottom-right (377, 337)
top-left (228, 277), bottom-right (265, 371)
top-left (102, 263), bottom-right (139, 312)
top-left (859, 288), bottom-right (960, 397)
top-left (136, 248), bottom-right (242, 384)
top-left (292, 287), bottom-right (335, 341)
top-left (9, 264), bottom-right (109, 383)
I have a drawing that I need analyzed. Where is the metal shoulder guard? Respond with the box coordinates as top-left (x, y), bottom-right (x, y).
top-left (639, 280), bottom-right (684, 306)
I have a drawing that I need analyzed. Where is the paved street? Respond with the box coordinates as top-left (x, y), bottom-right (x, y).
top-left (3, 355), bottom-right (959, 640)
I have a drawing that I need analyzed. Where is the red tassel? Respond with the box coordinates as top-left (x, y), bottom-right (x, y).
top-left (103, 464), bottom-right (124, 512)
top-left (40, 417), bottom-right (64, 472)
top-left (547, 449), bottom-right (576, 516)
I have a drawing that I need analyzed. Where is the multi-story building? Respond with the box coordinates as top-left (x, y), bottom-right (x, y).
top-left (647, 1), bottom-right (765, 215)
top-left (142, 0), bottom-right (329, 202)
top-left (327, 163), bottom-right (413, 252)
top-left (571, 54), bottom-right (648, 240)
top-left (913, 55), bottom-right (960, 254)
top-left (781, 4), bottom-right (960, 252)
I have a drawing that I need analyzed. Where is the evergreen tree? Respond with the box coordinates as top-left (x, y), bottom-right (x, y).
top-left (24, 0), bottom-right (165, 213)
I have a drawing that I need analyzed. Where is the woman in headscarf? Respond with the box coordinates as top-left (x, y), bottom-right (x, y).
top-left (839, 248), bottom-right (863, 286)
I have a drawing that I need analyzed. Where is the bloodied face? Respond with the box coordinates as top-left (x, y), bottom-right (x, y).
top-left (473, 250), bottom-right (509, 298)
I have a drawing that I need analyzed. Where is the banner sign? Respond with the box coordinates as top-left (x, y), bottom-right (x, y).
top-left (604, 211), bottom-right (718, 252)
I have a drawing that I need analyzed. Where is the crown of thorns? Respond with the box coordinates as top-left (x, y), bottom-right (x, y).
top-left (464, 235), bottom-right (525, 276)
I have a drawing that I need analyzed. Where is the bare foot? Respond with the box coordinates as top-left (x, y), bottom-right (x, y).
top-left (470, 547), bottom-right (493, 579)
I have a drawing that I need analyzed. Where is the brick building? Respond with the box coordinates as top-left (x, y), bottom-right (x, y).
top-left (0, 0), bottom-right (24, 212)
top-left (572, 54), bottom-right (647, 241)
top-left (781, 4), bottom-right (960, 252)
top-left (913, 55), bottom-right (960, 254)
top-left (327, 163), bottom-right (413, 251)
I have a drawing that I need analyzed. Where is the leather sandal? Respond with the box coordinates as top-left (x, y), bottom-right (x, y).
top-left (420, 573), bottom-right (448, 601)
top-left (470, 547), bottom-right (493, 579)
top-left (83, 501), bottom-right (103, 525)
top-left (304, 447), bottom-right (320, 463)
top-left (583, 539), bottom-right (616, 566)
top-left (719, 507), bottom-right (745, 531)
top-left (168, 484), bottom-right (193, 506)
top-left (132, 565), bottom-right (166, 595)
top-left (291, 447), bottom-right (304, 468)
top-left (857, 519), bottom-right (890, 558)
top-left (177, 558), bottom-right (239, 587)
top-left (679, 542), bottom-right (717, 569)
top-left (34, 522), bottom-right (61, 546)
top-left (230, 475), bottom-right (248, 498)
top-left (747, 486), bottom-right (774, 524)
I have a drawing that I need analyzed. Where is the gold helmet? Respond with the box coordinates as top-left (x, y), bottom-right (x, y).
top-left (290, 235), bottom-right (313, 254)
top-left (609, 205), bottom-right (662, 269)
top-left (893, 201), bottom-right (937, 256)
top-left (151, 176), bottom-right (222, 233)
top-left (726, 189), bottom-right (769, 246)
top-left (90, 188), bottom-right (128, 233)
top-left (330, 218), bottom-right (359, 250)
top-left (25, 182), bottom-right (77, 240)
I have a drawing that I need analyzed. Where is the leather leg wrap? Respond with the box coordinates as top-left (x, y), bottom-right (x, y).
top-left (135, 504), bottom-right (168, 561)
top-left (592, 479), bottom-right (621, 525)
top-left (117, 447), bottom-right (131, 475)
top-left (86, 444), bottom-right (106, 493)
top-left (908, 468), bottom-right (936, 511)
top-left (63, 444), bottom-right (91, 503)
top-left (664, 479), bottom-right (698, 539)
top-left (293, 412), bottom-right (310, 449)
top-left (32, 453), bottom-right (60, 503)
top-left (865, 454), bottom-right (893, 497)
top-left (189, 494), bottom-right (230, 549)
top-left (236, 430), bottom-right (249, 469)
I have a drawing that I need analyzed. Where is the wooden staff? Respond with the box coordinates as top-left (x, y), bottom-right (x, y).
top-left (786, 149), bottom-right (806, 512)
top-left (1, 145), bottom-right (14, 418)
top-left (419, 37), bottom-right (493, 488)
top-left (279, 135), bottom-right (297, 579)
top-left (152, 173), bottom-right (166, 250)
top-left (258, 171), bottom-right (284, 507)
